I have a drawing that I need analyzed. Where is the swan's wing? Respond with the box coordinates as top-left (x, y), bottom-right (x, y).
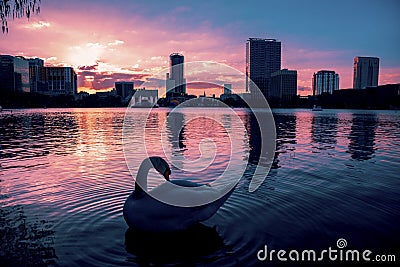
top-left (124, 192), bottom-right (216, 232)
top-left (170, 180), bottom-right (202, 187)
top-left (149, 182), bottom-right (223, 207)
top-left (124, 181), bottom-right (236, 232)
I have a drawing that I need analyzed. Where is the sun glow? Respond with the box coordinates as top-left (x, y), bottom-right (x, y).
top-left (67, 43), bottom-right (105, 66)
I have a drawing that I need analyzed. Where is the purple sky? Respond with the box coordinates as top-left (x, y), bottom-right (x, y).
top-left (1, 0), bottom-right (399, 95)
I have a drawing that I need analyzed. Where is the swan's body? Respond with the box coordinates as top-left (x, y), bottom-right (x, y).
top-left (123, 157), bottom-right (235, 232)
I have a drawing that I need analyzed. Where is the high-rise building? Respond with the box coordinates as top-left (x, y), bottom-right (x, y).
top-left (28, 58), bottom-right (46, 93)
top-left (353, 56), bottom-right (379, 89)
top-left (312, 70), bottom-right (339, 95)
top-left (44, 66), bottom-right (77, 95)
top-left (246, 38), bottom-right (281, 99)
top-left (270, 69), bottom-right (297, 102)
top-left (115, 81), bottom-right (134, 100)
top-left (0, 55), bottom-right (30, 94)
top-left (0, 55), bottom-right (77, 96)
top-left (166, 53), bottom-right (186, 96)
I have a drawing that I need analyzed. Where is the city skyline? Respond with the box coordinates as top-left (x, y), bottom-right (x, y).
top-left (0, 0), bottom-right (399, 96)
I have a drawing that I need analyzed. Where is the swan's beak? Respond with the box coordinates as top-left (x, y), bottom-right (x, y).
top-left (163, 169), bottom-right (171, 181)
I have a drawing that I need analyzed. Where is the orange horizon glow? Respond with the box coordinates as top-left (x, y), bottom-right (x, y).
top-left (1, 5), bottom-right (399, 97)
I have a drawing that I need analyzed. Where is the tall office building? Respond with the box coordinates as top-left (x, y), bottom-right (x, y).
top-left (166, 53), bottom-right (186, 96)
top-left (0, 55), bottom-right (30, 94)
top-left (271, 69), bottom-right (297, 102)
top-left (353, 56), bottom-right (379, 89)
top-left (115, 81), bottom-right (134, 100)
top-left (312, 70), bottom-right (339, 95)
top-left (246, 38), bottom-right (281, 99)
top-left (28, 58), bottom-right (46, 93)
top-left (0, 55), bottom-right (77, 96)
top-left (45, 67), bottom-right (77, 95)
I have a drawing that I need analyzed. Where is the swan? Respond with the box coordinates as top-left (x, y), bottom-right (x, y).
top-left (123, 156), bottom-right (236, 232)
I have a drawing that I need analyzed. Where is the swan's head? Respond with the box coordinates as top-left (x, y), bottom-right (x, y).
top-left (149, 156), bottom-right (171, 181)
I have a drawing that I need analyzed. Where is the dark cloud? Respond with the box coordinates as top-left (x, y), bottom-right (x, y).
top-left (78, 64), bottom-right (98, 71)
top-left (77, 70), bottom-right (151, 90)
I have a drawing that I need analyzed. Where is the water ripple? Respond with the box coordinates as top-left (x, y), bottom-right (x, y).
top-left (1, 108), bottom-right (400, 266)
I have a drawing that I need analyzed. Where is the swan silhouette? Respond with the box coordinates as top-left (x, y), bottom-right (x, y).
top-left (123, 156), bottom-right (235, 232)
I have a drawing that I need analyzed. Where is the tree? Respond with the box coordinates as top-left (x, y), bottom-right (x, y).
top-left (0, 0), bottom-right (41, 33)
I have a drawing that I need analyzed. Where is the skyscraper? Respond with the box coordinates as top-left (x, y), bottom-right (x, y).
top-left (246, 38), bottom-right (281, 99)
top-left (312, 70), bottom-right (339, 95)
top-left (28, 58), bottom-right (46, 93)
top-left (45, 66), bottom-right (77, 95)
top-left (270, 69), bottom-right (297, 103)
top-left (115, 81), bottom-right (134, 100)
top-left (353, 56), bottom-right (379, 89)
top-left (166, 53), bottom-right (186, 96)
top-left (0, 55), bottom-right (30, 94)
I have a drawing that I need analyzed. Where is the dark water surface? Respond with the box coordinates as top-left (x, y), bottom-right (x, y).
top-left (1, 108), bottom-right (399, 266)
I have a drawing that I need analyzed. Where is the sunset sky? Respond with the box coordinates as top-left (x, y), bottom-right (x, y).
top-left (0, 0), bottom-right (399, 96)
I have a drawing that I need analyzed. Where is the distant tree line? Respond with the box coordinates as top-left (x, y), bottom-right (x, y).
top-left (0, 92), bottom-right (125, 108)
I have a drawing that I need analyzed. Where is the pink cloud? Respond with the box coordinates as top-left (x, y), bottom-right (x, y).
top-left (0, 4), bottom-right (398, 96)
top-left (379, 67), bottom-right (400, 85)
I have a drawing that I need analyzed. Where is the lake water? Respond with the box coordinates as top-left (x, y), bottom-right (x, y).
top-left (1, 108), bottom-right (399, 266)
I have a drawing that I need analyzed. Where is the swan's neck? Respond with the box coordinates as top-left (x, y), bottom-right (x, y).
top-left (135, 158), bottom-right (152, 194)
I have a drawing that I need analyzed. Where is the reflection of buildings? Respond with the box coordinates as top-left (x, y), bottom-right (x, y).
top-left (310, 115), bottom-right (338, 146)
top-left (348, 114), bottom-right (377, 160)
top-left (270, 69), bottom-right (297, 103)
top-left (312, 70), bottom-right (339, 95)
top-left (165, 112), bottom-right (187, 172)
top-left (353, 56), bottom-right (379, 89)
top-left (243, 112), bottom-right (261, 165)
top-left (246, 38), bottom-right (281, 99)
top-left (274, 113), bottom-right (297, 147)
top-left (274, 113), bottom-right (296, 167)
top-left (166, 112), bottom-right (186, 151)
top-left (0, 55), bottom-right (30, 93)
top-left (166, 53), bottom-right (186, 97)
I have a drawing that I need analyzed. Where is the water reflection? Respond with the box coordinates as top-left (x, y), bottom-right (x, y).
top-left (0, 204), bottom-right (56, 266)
top-left (347, 113), bottom-right (377, 160)
top-left (242, 112), bottom-right (261, 166)
top-left (274, 113), bottom-right (296, 162)
top-left (1, 108), bottom-right (399, 266)
top-left (165, 111), bottom-right (186, 151)
top-left (0, 111), bottom-right (79, 163)
top-left (163, 111), bottom-right (237, 183)
top-left (310, 114), bottom-right (338, 149)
